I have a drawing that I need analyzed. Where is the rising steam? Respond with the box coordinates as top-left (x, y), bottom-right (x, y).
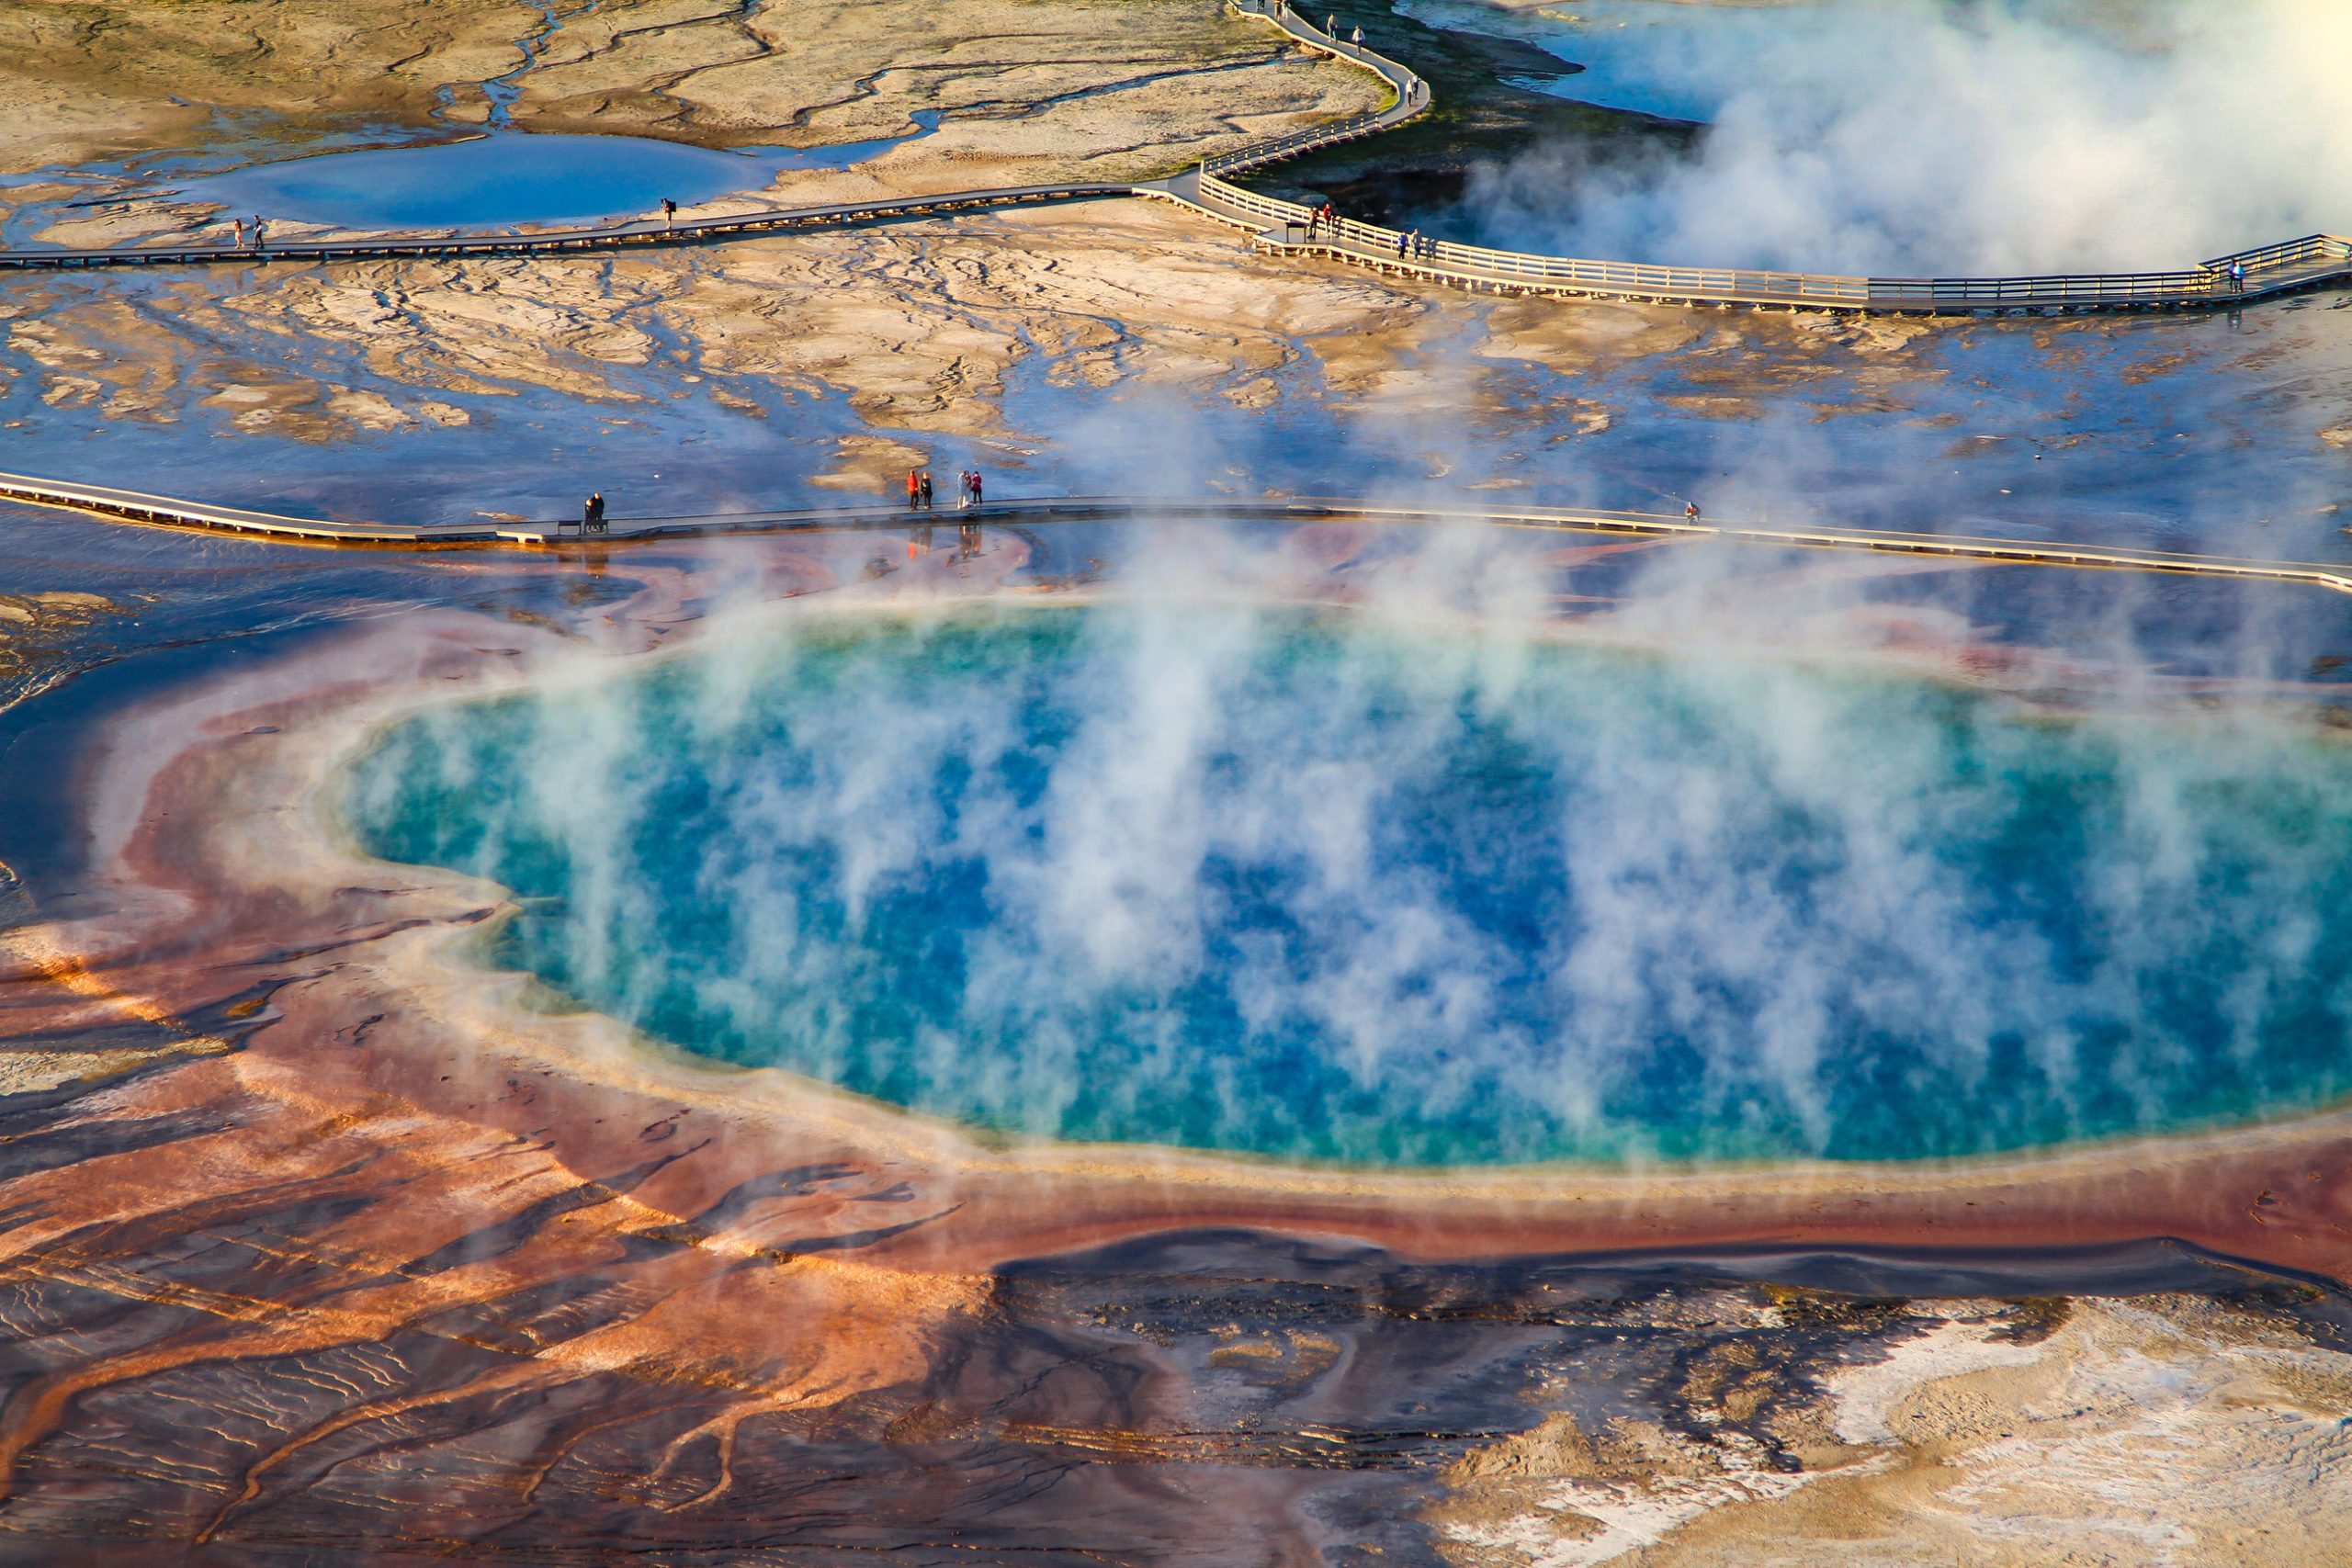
top-left (339, 528), bottom-right (2352, 1168)
top-left (1467, 0), bottom-right (2352, 275)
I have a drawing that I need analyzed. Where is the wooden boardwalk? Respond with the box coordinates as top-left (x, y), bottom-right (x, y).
top-left (1186, 1), bottom-right (2352, 315)
top-left (0, 183), bottom-right (1133, 273)
top-left (0, 0), bottom-right (2339, 316)
top-left (7, 467), bottom-right (2352, 599)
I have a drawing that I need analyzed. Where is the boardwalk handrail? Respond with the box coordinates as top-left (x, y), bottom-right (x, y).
top-left (1202, 2), bottom-right (1423, 174)
top-left (0, 182), bottom-right (1136, 271)
top-left (1194, 0), bottom-right (2351, 313)
top-left (7, 467), bottom-right (2352, 600)
top-left (0, 0), bottom-right (2342, 316)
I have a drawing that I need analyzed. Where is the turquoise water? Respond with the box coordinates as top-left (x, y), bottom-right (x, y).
top-left (344, 605), bottom-right (2352, 1166)
top-left (182, 123), bottom-right (938, 230)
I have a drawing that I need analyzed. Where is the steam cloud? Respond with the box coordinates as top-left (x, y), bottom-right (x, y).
top-left (1468, 0), bottom-right (2352, 275)
top-left (343, 531), bottom-right (2352, 1168)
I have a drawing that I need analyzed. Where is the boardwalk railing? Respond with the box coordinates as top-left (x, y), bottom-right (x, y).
top-left (0, 183), bottom-right (1135, 272)
top-left (2206, 234), bottom-right (2348, 274)
top-left (0, 0), bottom-right (2343, 317)
top-left (1195, 0), bottom-right (2352, 314)
top-left (1204, 0), bottom-right (1425, 175)
top-left (9, 467), bottom-right (2352, 600)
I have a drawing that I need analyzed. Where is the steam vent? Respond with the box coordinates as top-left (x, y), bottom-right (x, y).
top-left (1, 1), bottom-right (2348, 1562)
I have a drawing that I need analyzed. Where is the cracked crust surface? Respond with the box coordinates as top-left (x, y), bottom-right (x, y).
top-left (0, 0), bottom-right (1382, 186)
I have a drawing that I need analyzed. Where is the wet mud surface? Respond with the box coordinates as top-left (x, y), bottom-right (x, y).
top-left (1, 1172), bottom-right (2343, 1568)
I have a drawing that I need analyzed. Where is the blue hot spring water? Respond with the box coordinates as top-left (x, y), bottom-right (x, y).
top-left (181, 121), bottom-right (939, 231)
top-left (344, 605), bottom-right (2352, 1166)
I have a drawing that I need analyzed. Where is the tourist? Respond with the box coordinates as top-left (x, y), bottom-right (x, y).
top-left (231, 219), bottom-right (243, 248)
top-left (908, 468), bottom-right (922, 509)
top-left (970, 469), bottom-right (984, 505)
top-left (2232, 260), bottom-right (2245, 294)
top-left (1684, 501), bottom-right (1701, 521)
top-left (920, 471), bottom-right (934, 510)
top-left (1351, 25), bottom-right (1363, 45)
top-left (662, 197), bottom-right (678, 232)
top-left (1396, 231), bottom-right (1408, 259)
top-left (1327, 13), bottom-right (1335, 32)
top-left (252, 215), bottom-right (265, 250)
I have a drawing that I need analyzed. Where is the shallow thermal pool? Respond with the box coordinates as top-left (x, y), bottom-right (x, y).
top-left (345, 604), bottom-right (2352, 1166)
top-left (179, 124), bottom-right (934, 231)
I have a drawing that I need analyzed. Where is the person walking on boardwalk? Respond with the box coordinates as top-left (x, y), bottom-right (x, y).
top-left (1396, 231), bottom-right (1408, 259)
top-left (1684, 501), bottom-right (1701, 521)
top-left (662, 197), bottom-right (678, 232)
top-left (908, 468), bottom-right (923, 510)
top-left (1351, 24), bottom-right (1363, 44)
top-left (2231, 260), bottom-right (2245, 294)
top-left (968, 468), bottom-right (983, 506)
top-left (920, 470), bottom-right (934, 510)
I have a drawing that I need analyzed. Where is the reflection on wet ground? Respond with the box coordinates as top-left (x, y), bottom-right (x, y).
top-left (1001, 293), bottom-right (2352, 560)
top-left (4, 243), bottom-right (2347, 557)
top-left (0, 113), bottom-right (437, 250)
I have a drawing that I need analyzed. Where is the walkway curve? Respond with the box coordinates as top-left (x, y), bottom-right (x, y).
top-left (0, 0), bottom-right (2341, 316)
top-left (6, 467), bottom-right (2352, 601)
top-left (1176, 0), bottom-right (2352, 314)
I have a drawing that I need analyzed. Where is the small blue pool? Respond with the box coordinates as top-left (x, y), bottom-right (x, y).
top-left (182, 122), bottom-right (935, 231)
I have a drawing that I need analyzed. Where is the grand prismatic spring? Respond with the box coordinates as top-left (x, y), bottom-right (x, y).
top-left (3, 0), bottom-right (2351, 1563)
